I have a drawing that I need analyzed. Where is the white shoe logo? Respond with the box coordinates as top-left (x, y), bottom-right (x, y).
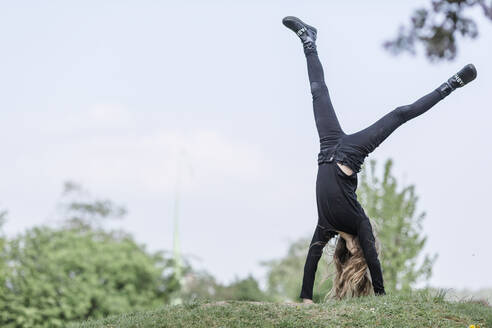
top-left (297, 27), bottom-right (307, 36)
top-left (454, 74), bottom-right (465, 86)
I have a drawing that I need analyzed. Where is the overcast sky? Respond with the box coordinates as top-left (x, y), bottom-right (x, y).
top-left (1, 0), bottom-right (491, 291)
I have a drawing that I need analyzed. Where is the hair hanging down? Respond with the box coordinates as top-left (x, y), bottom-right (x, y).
top-left (330, 222), bottom-right (381, 299)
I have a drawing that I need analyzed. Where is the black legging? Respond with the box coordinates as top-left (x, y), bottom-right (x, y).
top-left (307, 49), bottom-right (443, 172)
top-left (300, 48), bottom-right (445, 299)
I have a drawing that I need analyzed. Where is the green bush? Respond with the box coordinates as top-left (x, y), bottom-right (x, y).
top-left (1, 225), bottom-right (177, 328)
top-left (0, 183), bottom-right (179, 328)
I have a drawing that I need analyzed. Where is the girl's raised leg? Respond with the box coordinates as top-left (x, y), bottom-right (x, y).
top-left (282, 16), bottom-right (344, 140)
top-left (345, 64), bottom-right (477, 155)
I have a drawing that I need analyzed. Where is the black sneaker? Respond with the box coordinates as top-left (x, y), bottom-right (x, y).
top-left (282, 16), bottom-right (317, 51)
top-left (448, 64), bottom-right (477, 89)
top-left (437, 64), bottom-right (477, 97)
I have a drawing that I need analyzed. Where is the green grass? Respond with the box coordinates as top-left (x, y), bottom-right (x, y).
top-left (70, 292), bottom-right (491, 328)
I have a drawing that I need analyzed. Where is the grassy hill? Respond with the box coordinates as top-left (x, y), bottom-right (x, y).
top-left (71, 292), bottom-right (491, 328)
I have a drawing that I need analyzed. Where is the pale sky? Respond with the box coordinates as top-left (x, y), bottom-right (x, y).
top-left (1, 1), bottom-right (491, 291)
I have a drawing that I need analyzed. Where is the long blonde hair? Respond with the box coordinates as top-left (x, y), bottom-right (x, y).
top-left (330, 224), bottom-right (381, 299)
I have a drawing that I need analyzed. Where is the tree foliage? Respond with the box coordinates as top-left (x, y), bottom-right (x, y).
top-left (358, 159), bottom-right (437, 292)
top-left (0, 182), bottom-right (269, 327)
top-left (181, 271), bottom-right (270, 302)
top-left (0, 184), bottom-right (178, 328)
top-left (385, 0), bottom-right (492, 61)
top-left (0, 210), bottom-right (10, 323)
top-left (58, 181), bottom-right (127, 229)
top-left (217, 276), bottom-right (270, 302)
